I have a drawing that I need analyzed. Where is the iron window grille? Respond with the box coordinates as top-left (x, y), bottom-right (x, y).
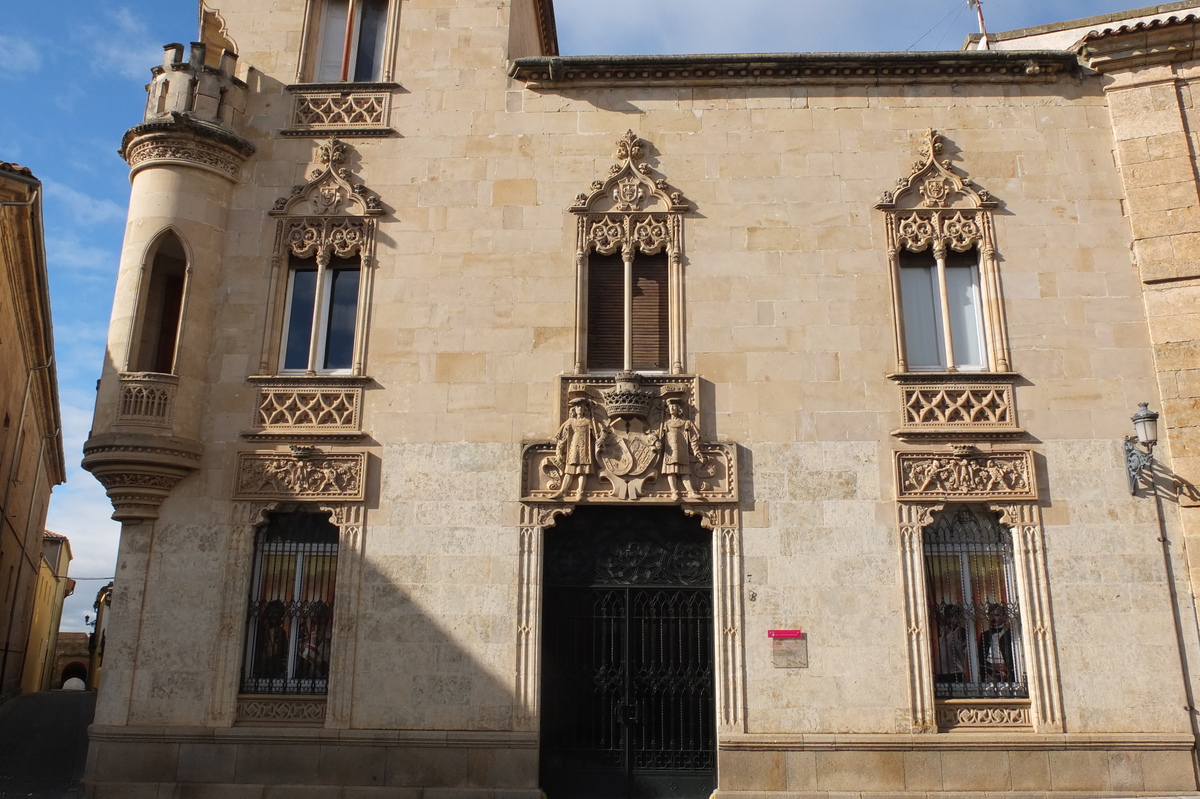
top-left (924, 506), bottom-right (1027, 699)
top-left (241, 510), bottom-right (338, 695)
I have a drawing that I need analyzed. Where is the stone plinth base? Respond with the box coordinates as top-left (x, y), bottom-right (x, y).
top-left (716, 735), bottom-right (1198, 794)
top-left (82, 726), bottom-right (539, 799)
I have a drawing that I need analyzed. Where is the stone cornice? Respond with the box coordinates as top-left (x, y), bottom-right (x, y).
top-left (1079, 14), bottom-right (1200, 72)
top-left (509, 51), bottom-right (1079, 88)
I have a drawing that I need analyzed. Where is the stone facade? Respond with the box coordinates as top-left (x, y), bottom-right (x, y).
top-left (81, 1), bottom-right (1200, 797)
top-left (0, 163), bottom-right (66, 703)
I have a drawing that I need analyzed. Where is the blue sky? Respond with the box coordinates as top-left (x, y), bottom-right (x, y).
top-left (2, 0), bottom-right (1160, 631)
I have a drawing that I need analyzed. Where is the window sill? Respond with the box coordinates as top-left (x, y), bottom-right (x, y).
top-left (887, 371), bottom-right (1022, 383)
top-left (286, 81), bottom-right (400, 92)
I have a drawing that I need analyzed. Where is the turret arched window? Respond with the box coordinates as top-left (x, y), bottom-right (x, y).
top-left (130, 230), bottom-right (188, 374)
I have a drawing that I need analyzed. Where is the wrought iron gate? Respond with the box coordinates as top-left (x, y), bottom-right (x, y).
top-left (541, 507), bottom-right (715, 799)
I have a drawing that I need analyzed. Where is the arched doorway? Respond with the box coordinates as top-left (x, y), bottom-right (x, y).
top-left (540, 506), bottom-right (715, 799)
top-left (60, 661), bottom-right (88, 686)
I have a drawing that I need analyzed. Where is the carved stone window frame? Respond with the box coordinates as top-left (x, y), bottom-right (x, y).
top-left (569, 131), bottom-right (690, 375)
top-left (898, 498), bottom-right (1063, 734)
top-left (211, 500), bottom-right (365, 728)
top-left (515, 503), bottom-right (747, 734)
top-left (876, 129), bottom-right (1012, 375)
top-left (259, 138), bottom-right (382, 379)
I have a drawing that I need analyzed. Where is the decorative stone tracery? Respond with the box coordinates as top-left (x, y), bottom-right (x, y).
top-left (570, 131), bottom-right (689, 374)
top-left (212, 500), bottom-right (365, 728)
top-left (876, 129), bottom-right (1011, 374)
top-left (895, 462), bottom-right (1063, 733)
top-left (257, 138), bottom-right (381, 377)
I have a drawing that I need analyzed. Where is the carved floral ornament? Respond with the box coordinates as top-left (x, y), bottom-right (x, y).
top-left (272, 138), bottom-right (382, 217)
top-left (875, 129), bottom-right (997, 255)
top-left (521, 372), bottom-right (737, 504)
top-left (569, 131), bottom-right (689, 260)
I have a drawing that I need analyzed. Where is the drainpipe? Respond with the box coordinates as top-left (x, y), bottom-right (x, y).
top-left (1152, 474), bottom-right (1200, 788)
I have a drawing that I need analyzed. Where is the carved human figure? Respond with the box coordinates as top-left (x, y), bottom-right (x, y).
top-left (554, 398), bottom-right (602, 499)
top-left (659, 399), bottom-right (705, 500)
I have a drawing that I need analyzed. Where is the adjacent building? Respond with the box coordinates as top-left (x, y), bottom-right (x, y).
top-left (20, 530), bottom-right (74, 693)
top-left (81, 2), bottom-right (1200, 796)
top-left (0, 162), bottom-right (66, 704)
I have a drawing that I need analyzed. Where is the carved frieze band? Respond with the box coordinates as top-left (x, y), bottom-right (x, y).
top-left (125, 134), bottom-right (244, 180)
top-left (234, 450), bottom-right (366, 500)
top-left (292, 92), bottom-right (390, 129)
top-left (236, 696), bottom-right (327, 725)
top-left (253, 383), bottom-right (362, 433)
top-left (115, 372), bottom-right (178, 428)
top-left (522, 373), bottom-right (737, 504)
top-left (896, 450), bottom-right (1035, 500)
top-left (900, 383), bottom-right (1017, 431)
top-left (936, 701), bottom-right (1032, 730)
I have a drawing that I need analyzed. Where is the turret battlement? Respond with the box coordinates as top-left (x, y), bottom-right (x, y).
top-left (144, 41), bottom-right (247, 131)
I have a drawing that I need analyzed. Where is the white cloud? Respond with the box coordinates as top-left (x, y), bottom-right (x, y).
top-left (46, 479), bottom-right (120, 633)
top-left (45, 233), bottom-right (119, 275)
top-left (0, 34), bottom-right (42, 77)
top-left (43, 180), bottom-right (127, 228)
top-left (101, 8), bottom-right (169, 81)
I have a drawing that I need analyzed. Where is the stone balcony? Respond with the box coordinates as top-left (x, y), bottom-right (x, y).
top-left (82, 372), bottom-right (202, 523)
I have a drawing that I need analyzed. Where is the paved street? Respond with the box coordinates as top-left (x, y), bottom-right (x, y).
top-left (0, 691), bottom-right (94, 798)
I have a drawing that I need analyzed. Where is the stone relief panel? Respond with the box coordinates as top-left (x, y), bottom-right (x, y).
top-left (896, 449), bottom-right (1035, 501)
top-left (234, 448), bottom-right (366, 501)
top-left (521, 373), bottom-right (737, 504)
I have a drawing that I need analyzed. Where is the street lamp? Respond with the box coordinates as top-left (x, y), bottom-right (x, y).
top-left (1124, 402), bottom-right (1160, 495)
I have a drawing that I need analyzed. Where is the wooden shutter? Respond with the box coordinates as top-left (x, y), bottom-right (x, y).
top-left (631, 253), bottom-right (668, 371)
top-left (586, 253), bottom-right (624, 371)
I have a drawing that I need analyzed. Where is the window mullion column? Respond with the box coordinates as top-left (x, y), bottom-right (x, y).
top-left (622, 245), bottom-right (634, 372)
top-left (307, 252), bottom-right (331, 375)
top-left (933, 241), bottom-right (956, 372)
top-left (339, 0), bottom-right (359, 81)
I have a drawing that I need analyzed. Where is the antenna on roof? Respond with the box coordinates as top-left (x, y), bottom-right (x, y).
top-left (968, 0), bottom-right (990, 50)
